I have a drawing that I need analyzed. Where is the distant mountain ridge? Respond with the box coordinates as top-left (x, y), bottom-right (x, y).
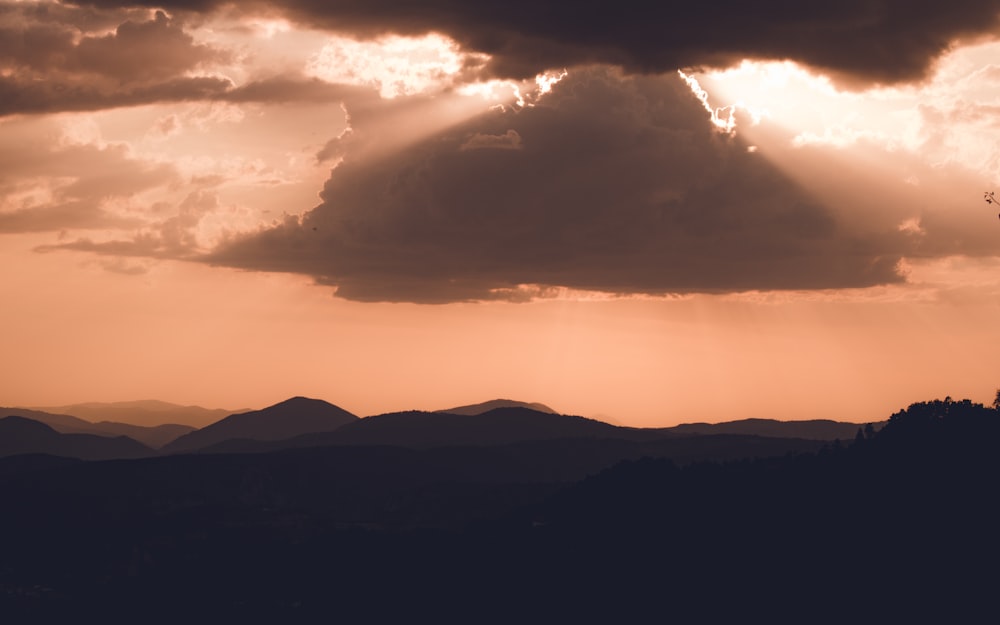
top-left (161, 397), bottom-right (359, 454)
top-left (1, 406), bottom-right (196, 448)
top-left (30, 400), bottom-right (239, 428)
top-left (7, 396), bottom-right (874, 456)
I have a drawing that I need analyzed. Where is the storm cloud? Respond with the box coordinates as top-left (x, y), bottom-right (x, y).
top-left (74, 0), bottom-right (1000, 86)
top-left (4, 1), bottom-right (999, 115)
top-left (205, 67), bottom-right (915, 303)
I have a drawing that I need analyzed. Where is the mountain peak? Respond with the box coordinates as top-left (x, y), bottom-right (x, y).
top-left (161, 396), bottom-right (359, 454)
top-left (269, 396), bottom-right (333, 409)
top-left (436, 399), bottom-right (558, 416)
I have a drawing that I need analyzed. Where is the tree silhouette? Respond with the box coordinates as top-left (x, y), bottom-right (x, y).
top-left (986, 191), bottom-right (998, 219)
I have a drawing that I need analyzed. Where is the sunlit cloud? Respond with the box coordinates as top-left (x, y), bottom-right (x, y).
top-left (677, 70), bottom-right (739, 133)
top-left (306, 32), bottom-right (487, 98)
top-left (695, 42), bottom-right (1000, 184)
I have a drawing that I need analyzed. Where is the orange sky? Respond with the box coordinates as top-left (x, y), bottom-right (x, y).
top-left (2, 2), bottom-right (999, 426)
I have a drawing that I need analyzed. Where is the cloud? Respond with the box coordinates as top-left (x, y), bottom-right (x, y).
top-left (36, 189), bottom-right (223, 259)
top-left (460, 129), bottom-right (522, 151)
top-left (8, 1), bottom-right (997, 116)
top-left (0, 6), bottom-right (240, 117)
top-left (0, 9), bottom-right (222, 78)
top-left (0, 8), bottom-right (367, 115)
top-left (0, 199), bottom-right (144, 233)
top-left (203, 67), bottom-right (920, 303)
top-left (0, 136), bottom-right (178, 233)
top-left (73, 0), bottom-right (1000, 87)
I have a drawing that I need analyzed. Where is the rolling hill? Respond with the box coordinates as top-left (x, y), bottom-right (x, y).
top-left (0, 416), bottom-right (152, 460)
top-left (2, 406), bottom-right (195, 448)
top-left (30, 400), bottom-right (239, 428)
top-left (161, 396), bottom-right (359, 454)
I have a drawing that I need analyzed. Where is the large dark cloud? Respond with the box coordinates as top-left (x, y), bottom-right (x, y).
top-left (203, 67), bottom-right (913, 303)
top-left (6, 1), bottom-right (997, 114)
top-left (77, 0), bottom-right (1000, 85)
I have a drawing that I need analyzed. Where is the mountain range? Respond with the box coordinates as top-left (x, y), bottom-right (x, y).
top-left (29, 399), bottom-right (238, 427)
top-left (160, 396), bottom-right (359, 454)
top-left (1, 396), bottom-right (872, 461)
top-left (0, 406), bottom-right (196, 448)
top-left (0, 394), bottom-right (990, 621)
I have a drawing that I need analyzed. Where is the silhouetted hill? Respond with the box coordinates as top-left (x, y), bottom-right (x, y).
top-left (300, 407), bottom-right (647, 448)
top-left (2, 407), bottom-right (195, 448)
top-left (202, 408), bottom-right (871, 454)
top-left (667, 417), bottom-right (872, 440)
top-left (0, 406), bottom-right (105, 435)
top-left (0, 416), bottom-right (151, 460)
top-left (161, 397), bottom-right (358, 454)
top-left (436, 399), bottom-right (558, 415)
top-left (30, 400), bottom-right (239, 428)
top-left (0, 396), bottom-right (995, 621)
top-left (507, 397), bottom-right (1000, 621)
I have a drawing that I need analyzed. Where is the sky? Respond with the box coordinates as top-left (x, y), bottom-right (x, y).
top-left (2, 1), bottom-right (1000, 426)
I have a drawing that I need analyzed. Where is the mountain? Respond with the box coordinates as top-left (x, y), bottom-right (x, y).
top-left (666, 418), bottom-right (873, 440)
top-left (195, 408), bottom-right (870, 454)
top-left (0, 416), bottom-right (152, 460)
top-left (436, 399), bottom-right (558, 416)
top-left (30, 400), bottom-right (239, 428)
top-left (0, 407), bottom-right (105, 435)
top-left (300, 406), bottom-right (644, 448)
top-left (161, 396), bottom-right (359, 454)
top-left (1, 407), bottom-right (195, 448)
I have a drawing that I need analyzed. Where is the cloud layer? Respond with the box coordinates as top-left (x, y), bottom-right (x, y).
top-left (74, 0), bottom-right (1000, 85)
top-left (4, 1), bottom-right (999, 115)
top-left (6, 2), bottom-right (999, 303)
top-left (206, 68), bottom-right (918, 303)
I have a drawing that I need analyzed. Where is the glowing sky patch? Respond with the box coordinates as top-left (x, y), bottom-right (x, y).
top-left (306, 32), bottom-right (486, 98)
top-left (694, 42), bottom-right (1000, 183)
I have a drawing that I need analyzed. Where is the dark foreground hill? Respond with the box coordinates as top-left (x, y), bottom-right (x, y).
top-left (0, 416), bottom-right (151, 460)
top-left (161, 396), bottom-right (359, 454)
top-left (0, 396), bottom-right (994, 621)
